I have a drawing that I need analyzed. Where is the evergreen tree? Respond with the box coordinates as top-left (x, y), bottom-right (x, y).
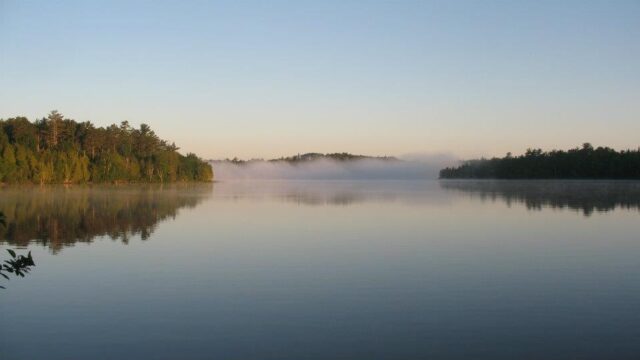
top-left (440, 144), bottom-right (640, 179)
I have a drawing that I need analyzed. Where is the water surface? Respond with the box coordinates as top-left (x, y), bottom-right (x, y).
top-left (1, 180), bottom-right (639, 359)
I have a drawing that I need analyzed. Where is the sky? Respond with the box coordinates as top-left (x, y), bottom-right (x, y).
top-left (1, 0), bottom-right (638, 160)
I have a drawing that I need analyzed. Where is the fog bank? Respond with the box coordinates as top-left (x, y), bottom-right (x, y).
top-left (211, 156), bottom-right (457, 180)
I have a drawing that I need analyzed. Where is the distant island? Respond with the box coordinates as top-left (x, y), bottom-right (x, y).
top-left (208, 153), bottom-right (430, 180)
top-left (440, 143), bottom-right (640, 179)
top-left (212, 152), bottom-right (398, 165)
top-left (0, 111), bottom-right (212, 184)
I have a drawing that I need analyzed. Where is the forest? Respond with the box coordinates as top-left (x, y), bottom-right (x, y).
top-left (439, 143), bottom-right (640, 179)
top-left (0, 111), bottom-right (213, 184)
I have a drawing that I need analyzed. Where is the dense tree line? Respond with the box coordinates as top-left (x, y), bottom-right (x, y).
top-left (440, 143), bottom-right (640, 179)
top-left (0, 111), bottom-right (212, 183)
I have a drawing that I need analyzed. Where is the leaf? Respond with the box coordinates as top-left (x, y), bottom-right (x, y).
top-left (7, 249), bottom-right (16, 259)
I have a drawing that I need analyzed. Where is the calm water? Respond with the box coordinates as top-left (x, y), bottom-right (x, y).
top-left (1, 180), bottom-right (640, 359)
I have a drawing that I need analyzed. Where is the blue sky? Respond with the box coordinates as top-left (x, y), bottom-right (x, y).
top-left (1, 0), bottom-right (638, 159)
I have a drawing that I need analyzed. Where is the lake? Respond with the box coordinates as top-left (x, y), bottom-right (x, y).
top-left (1, 180), bottom-right (640, 359)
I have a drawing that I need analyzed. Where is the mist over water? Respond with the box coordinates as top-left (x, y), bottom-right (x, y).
top-left (211, 155), bottom-right (457, 180)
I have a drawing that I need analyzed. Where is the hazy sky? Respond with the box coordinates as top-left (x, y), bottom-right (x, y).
top-left (1, 0), bottom-right (638, 159)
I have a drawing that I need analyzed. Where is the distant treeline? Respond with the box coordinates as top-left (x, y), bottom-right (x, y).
top-left (440, 143), bottom-right (640, 179)
top-left (215, 152), bottom-right (398, 165)
top-left (0, 111), bottom-right (212, 184)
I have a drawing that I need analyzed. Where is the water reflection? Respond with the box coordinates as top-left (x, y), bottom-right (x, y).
top-left (440, 180), bottom-right (640, 216)
top-left (1, 180), bottom-right (638, 254)
top-left (0, 184), bottom-right (212, 253)
top-left (210, 180), bottom-right (450, 206)
top-left (3, 180), bottom-right (640, 359)
top-left (212, 180), bottom-right (640, 216)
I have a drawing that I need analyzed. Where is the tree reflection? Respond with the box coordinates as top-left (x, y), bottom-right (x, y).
top-left (440, 180), bottom-right (640, 216)
top-left (0, 184), bottom-right (211, 253)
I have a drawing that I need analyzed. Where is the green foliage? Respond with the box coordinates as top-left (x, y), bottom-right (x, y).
top-left (0, 112), bottom-right (213, 183)
top-left (0, 249), bottom-right (36, 288)
top-left (0, 211), bottom-right (36, 289)
top-left (440, 143), bottom-right (640, 179)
